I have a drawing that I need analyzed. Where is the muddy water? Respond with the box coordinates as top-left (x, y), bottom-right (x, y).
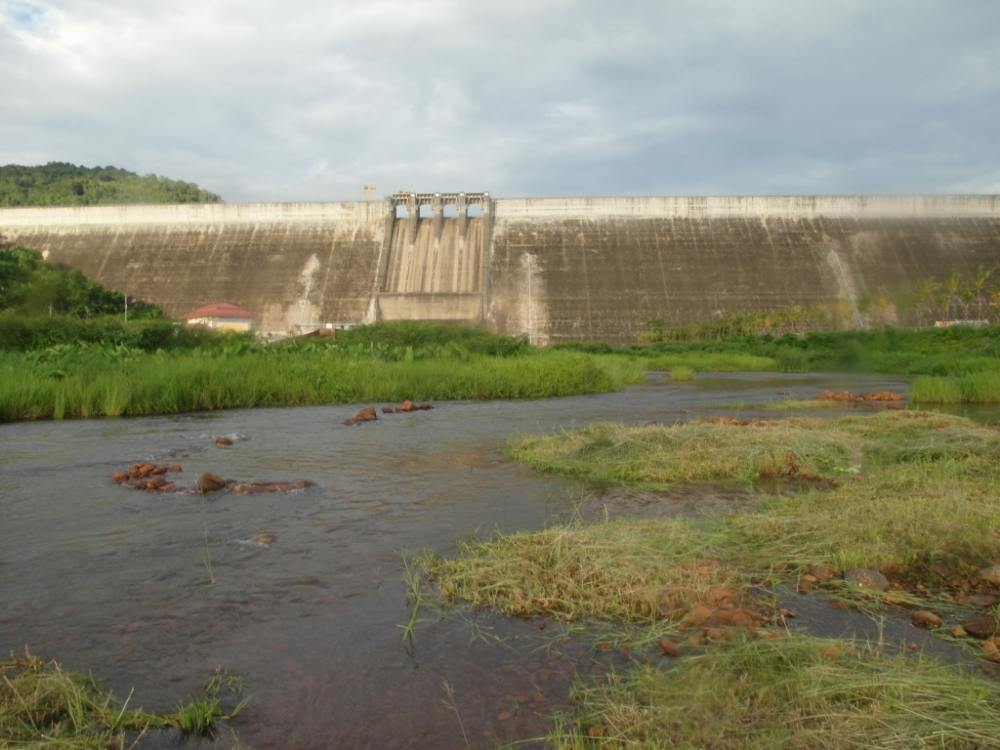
top-left (1, 372), bottom-right (913, 749)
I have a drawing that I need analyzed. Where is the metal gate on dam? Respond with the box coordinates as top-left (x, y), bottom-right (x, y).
top-left (1, 194), bottom-right (998, 344)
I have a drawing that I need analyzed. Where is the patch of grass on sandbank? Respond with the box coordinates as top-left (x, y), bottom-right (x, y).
top-left (424, 413), bottom-right (1000, 625)
top-left (0, 653), bottom-right (245, 747)
top-left (507, 411), bottom-right (995, 487)
top-left (912, 372), bottom-right (1000, 404)
top-left (422, 518), bottom-right (751, 623)
top-left (548, 635), bottom-right (1000, 749)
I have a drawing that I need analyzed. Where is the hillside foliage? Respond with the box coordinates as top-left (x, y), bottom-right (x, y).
top-left (0, 162), bottom-right (221, 207)
top-left (0, 246), bottom-right (162, 319)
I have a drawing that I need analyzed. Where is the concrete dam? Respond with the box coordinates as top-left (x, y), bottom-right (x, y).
top-left (1, 194), bottom-right (998, 344)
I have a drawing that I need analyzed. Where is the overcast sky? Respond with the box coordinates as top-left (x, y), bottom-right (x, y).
top-left (1, 0), bottom-right (998, 201)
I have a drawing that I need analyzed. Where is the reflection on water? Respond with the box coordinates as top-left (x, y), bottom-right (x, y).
top-left (1, 372), bottom-right (916, 748)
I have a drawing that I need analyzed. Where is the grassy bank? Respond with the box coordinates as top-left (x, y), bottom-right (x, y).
top-left (0, 653), bottom-right (243, 747)
top-left (559, 324), bottom-right (1000, 378)
top-left (0, 345), bottom-right (646, 421)
top-left (549, 636), bottom-right (1000, 749)
top-left (424, 413), bottom-right (1000, 624)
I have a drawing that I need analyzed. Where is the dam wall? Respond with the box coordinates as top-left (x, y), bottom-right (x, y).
top-left (0, 202), bottom-right (387, 334)
top-left (489, 196), bottom-right (1000, 343)
top-left (2, 195), bottom-right (998, 343)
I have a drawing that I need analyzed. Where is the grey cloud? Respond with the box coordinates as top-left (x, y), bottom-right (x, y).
top-left (0, 0), bottom-right (998, 200)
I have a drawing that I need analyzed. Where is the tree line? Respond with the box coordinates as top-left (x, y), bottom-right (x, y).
top-left (0, 246), bottom-right (162, 319)
top-left (0, 162), bottom-right (221, 207)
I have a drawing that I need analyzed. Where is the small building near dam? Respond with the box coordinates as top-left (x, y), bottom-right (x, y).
top-left (182, 302), bottom-right (254, 332)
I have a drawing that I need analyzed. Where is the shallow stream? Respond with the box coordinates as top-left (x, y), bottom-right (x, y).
top-left (3, 371), bottom-right (981, 748)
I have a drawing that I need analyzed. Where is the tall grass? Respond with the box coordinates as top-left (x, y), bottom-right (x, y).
top-left (0, 348), bottom-right (646, 422)
top-left (557, 324), bottom-right (1000, 377)
top-left (548, 636), bottom-right (1000, 749)
top-left (911, 372), bottom-right (1000, 403)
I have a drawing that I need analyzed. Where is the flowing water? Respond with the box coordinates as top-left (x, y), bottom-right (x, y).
top-left (1, 371), bottom-right (959, 748)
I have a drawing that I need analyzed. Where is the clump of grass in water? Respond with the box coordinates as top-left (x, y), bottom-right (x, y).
top-left (912, 371), bottom-right (1000, 403)
top-left (0, 653), bottom-right (246, 747)
top-left (668, 366), bottom-right (694, 382)
top-left (426, 413), bottom-right (1000, 622)
top-left (421, 518), bottom-right (749, 625)
top-left (548, 635), bottom-right (1000, 749)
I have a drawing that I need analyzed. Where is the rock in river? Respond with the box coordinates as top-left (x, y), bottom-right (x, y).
top-left (844, 568), bottom-right (889, 592)
top-left (961, 614), bottom-right (999, 640)
top-left (911, 610), bottom-right (942, 630)
top-left (978, 565), bottom-right (1000, 586)
top-left (198, 472), bottom-right (227, 493)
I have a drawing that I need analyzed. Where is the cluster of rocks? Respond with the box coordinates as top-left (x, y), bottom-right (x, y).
top-left (655, 582), bottom-right (792, 658)
top-left (111, 463), bottom-right (184, 492)
top-left (815, 390), bottom-right (904, 405)
top-left (198, 472), bottom-right (312, 495)
top-left (344, 400), bottom-right (434, 426)
top-left (797, 562), bottom-right (1000, 661)
top-left (111, 463), bottom-right (311, 496)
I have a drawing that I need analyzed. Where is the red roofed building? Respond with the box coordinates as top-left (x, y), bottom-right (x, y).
top-left (181, 302), bottom-right (254, 332)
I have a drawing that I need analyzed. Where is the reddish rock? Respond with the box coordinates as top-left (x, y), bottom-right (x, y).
top-left (198, 472), bottom-right (227, 493)
top-left (970, 593), bottom-right (999, 607)
top-left (415, 403), bottom-right (434, 410)
top-left (978, 565), bottom-right (1000, 586)
top-left (397, 399), bottom-right (415, 412)
top-left (659, 638), bottom-right (682, 657)
top-left (111, 471), bottom-right (128, 483)
top-left (214, 436), bottom-right (233, 447)
top-left (681, 605), bottom-right (714, 627)
top-left (344, 407), bottom-right (378, 426)
top-left (962, 614), bottom-right (999, 639)
top-left (911, 610), bottom-right (942, 630)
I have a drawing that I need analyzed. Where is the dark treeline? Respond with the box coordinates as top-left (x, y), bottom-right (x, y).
top-left (0, 163), bottom-right (221, 207)
top-left (0, 246), bottom-right (162, 319)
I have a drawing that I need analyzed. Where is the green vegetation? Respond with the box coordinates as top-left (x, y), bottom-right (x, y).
top-left (640, 266), bottom-right (998, 341)
top-left (560, 324), bottom-right (1000, 378)
top-left (911, 372), bottom-right (1000, 404)
top-left (0, 340), bottom-right (646, 421)
top-left (549, 636), bottom-right (1000, 749)
top-left (0, 313), bottom-right (226, 351)
top-left (667, 366), bottom-right (695, 382)
top-left (0, 162), bottom-right (221, 207)
top-left (643, 351), bottom-right (777, 372)
top-left (0, 653), bottom-right (244, 748)
top-left (424, 413), bottom-right (1000, 625)
top-left (1, 247), bottom-right (162, 320)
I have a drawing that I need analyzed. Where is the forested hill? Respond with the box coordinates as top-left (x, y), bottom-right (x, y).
top-left (0, 163), bottom-right (222, 207)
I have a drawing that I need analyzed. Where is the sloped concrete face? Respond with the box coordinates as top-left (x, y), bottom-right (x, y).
top-left (0, 203), bottom-right (385, 335)
top-left (489, 197), bottom-right (1000, 344)
top-left (2, 196), bottom-right (998, 343)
